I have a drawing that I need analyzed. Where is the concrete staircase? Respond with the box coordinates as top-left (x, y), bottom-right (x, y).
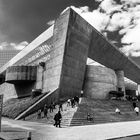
top-left (68, 98), bottom-right (140, 126)
top-left (25, 97), bottom-right (140, 127)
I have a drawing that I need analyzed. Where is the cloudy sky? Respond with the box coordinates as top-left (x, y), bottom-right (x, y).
top-left (0, 0), bottom-right (140, 64)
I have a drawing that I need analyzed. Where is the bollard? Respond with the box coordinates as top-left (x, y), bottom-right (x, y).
top-left (27, 131), bottom-right (31, 140)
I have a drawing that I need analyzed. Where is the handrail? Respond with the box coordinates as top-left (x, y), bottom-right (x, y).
top-left (15, 88), bottom-right (58, 120)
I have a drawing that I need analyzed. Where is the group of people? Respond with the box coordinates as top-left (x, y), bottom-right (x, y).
top-left (36, 96), bottom-right (80, 127)
top-left (37, 104), bottom-right (48, 119)
top-left (115, 102), bottom-right (140, 116)
top-left (36, 102), bottom-right (63, 127)
top-left (67, 96), bottom-right (80, 108)
top-left (37, 101), bottom-right (57, 119)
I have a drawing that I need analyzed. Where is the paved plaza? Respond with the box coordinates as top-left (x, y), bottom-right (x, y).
top-left (1, 118), bottom-right (140, 140)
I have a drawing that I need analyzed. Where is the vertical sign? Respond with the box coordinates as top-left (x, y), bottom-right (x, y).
top-left (0, 94), bottom-right (3, 132)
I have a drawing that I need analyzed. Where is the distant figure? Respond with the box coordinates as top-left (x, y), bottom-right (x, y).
top-left (41, 107), bottom-right (44, 117)
top-left (49, 102), bottom-right (53, 113)
top-left (133, 102), bottom-right (137, 109)
top-left (87, 113), bottom-right (94, 121)
top-left (43, 104), bottom-right (48, 118)
top-left (37, 110), bottom-right (41, 119)
top-left (59, 103), bottom-right (63, 111)
top-left (115, 108), bottom-right (121, 114)
top-left (74, 96), bottom-right (79, 105)
top-left (81, 91), bottom-right (84, 97)
top-left (71, 98), bottom-right (75, 108)
top-left (52, 102), bottom-right (56, 109)
top-left (54, 111), bottom-right (62, 128)
top-left (134, 107), bottom-right (139, 116)
top-left (67, 99), bottom-right (71, 107)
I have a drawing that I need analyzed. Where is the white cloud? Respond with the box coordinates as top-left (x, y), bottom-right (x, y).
top-left (107, 12), bottom-right (132, 31)
top-left (63, 0), bottom-right (140, 57)
top-left (47, 20), bottom-right (55, 26)
top-left (0, 41), bottom-right (28, 50)
top-left (14, 41), bottom-right (28, 50)
top-left (99, 0), bottom-right (122, 14)
top-left (62, 6), bottom-right (110, 32)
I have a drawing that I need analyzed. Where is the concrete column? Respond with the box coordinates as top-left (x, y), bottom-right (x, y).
top-left (137, 84), bottom-right (140, 95)
top-left (115, 70), bottom-right (125, 96)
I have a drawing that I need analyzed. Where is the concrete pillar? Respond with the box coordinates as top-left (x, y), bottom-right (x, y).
top-left (137, 84), bottom-right (140, 95)
top-left (115, 70), bottom-right (125, 96)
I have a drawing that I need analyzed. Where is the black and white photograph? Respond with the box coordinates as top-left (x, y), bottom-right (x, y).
top-left (0, 0), bottom-right (140, 139)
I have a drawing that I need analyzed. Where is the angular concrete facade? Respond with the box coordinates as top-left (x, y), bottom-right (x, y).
top-left (0, 8), bottom-right (140, 101)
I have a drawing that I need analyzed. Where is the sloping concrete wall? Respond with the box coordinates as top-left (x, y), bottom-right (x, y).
top-left (59, 9), bottom-right (92, 100)
top-left (43, 10), bottom-right (71, 93)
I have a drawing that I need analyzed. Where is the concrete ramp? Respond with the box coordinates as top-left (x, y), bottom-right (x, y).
top-left (15, 89), bottom-right (59, 120)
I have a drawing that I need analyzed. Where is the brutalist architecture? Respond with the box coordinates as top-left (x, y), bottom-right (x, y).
top-left (0, 8), bottom-right (139, 102)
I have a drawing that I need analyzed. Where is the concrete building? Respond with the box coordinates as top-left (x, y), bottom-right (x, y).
top-left (0, 8), bottom-right (140, 102)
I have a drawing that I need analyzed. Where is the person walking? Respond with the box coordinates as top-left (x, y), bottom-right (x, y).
top-left (67, 99), bottom-right (71, 107)
top-left (71, 98), bottom-right (75, 108)
top-left (134, 106), bottom-right (139, 116)
top-left (43, 104), bottom-right (48, 118)
top-left (37, 109), bottom-right (41, 119)
top-left (49, 102), bottom-right (53, 113)
top-left (54, 111), bottom-right (62, 128)
top-left (59, 103), bottom-right (63, 111)
top-left (133, 102), bottom-right (136, 109)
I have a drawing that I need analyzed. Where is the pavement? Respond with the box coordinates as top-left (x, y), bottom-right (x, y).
top-left (1, 118), bottom-right (140, 140)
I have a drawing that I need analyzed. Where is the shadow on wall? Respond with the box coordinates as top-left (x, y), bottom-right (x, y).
top-left (14, 81), bottom-right (36, 98)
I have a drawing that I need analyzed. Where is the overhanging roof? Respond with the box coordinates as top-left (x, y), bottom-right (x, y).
top-left (88, 25), bottom-right (140, 84)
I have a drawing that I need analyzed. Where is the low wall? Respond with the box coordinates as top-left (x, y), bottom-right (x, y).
top-left (0, 83), bottom-right (17, 102)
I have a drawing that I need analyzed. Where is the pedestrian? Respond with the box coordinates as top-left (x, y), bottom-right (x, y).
top-left (87, 113), bottom-right (93, 121)
top-left (134, 106), bottom-right (139, 116)
top-left (43, 104), bottom-right (48, 118)
top-left (74, 96), bottom-right (79, 105)
top-left (133, 102), bottom-right (136, 109)
top-left (37, 109), bottom-right (41, 119)
top-left (71, 98), bottom-right (75, 108)
top-left (81, 90), bottom-right (83, 97)
top-left (115, 108), bottom-right (121, 114)
top-left (59, 103), bottom-right (63, 111)
top-left (41, 107), bottom-right (44, 118)
top-left (67, 99), bottom-right (71, 107)
top-left (49, 102), bottom-right (53, 113)
top-left (52, 102), bottom-right (56, 109)
top-left (54, 111), bottom-right (62, 128)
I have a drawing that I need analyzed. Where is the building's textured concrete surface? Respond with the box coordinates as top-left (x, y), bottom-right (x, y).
top-left (88, 27), bottom-right (140, 84)
top-left (5, 66), bottom-right (37, 83)
top-left (42, 9), bottom-right (71, 95)
top-left (59, 9), bottom-right (91, 100)
top-left (35, 65), bottom-right (44, 90)
top-left (125, 82), bottom-right (137, 90)
top-left (0, 83), bottom-right (17, 101)
top-left (84, 65), bottom-right (117, 99)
